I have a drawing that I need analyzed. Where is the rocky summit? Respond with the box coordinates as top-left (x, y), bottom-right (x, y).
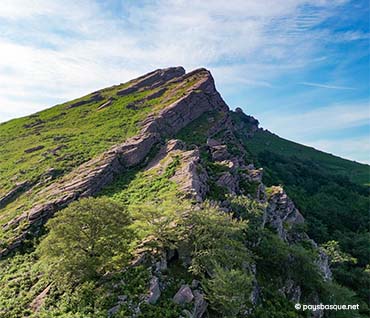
top-left (0, 67), bottom-right (369, 318)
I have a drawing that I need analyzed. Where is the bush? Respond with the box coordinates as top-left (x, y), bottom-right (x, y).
top-left (37, 197), bottom-right (134, 284)
top-left (204, 264), bottom-right (253, 318)
top-left (182, 203), bottom-right (251, 276)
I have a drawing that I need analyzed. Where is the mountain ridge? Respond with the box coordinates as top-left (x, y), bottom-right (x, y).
top-left (0, 67), bottom-right (368, 318)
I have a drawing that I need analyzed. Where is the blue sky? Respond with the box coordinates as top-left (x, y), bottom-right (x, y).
top-left (0, 0), bottom-right (369, 163)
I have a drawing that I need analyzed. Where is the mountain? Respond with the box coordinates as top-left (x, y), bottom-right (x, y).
top-left (0, 67), bottom-right (369, 318)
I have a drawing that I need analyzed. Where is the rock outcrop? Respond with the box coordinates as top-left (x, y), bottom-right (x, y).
top-left (265, 186), bottom-right (305, 242)
top-left (1, 67), bottom-right (228, 257)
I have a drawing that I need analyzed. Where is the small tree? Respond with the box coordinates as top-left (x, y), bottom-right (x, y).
top-left (37, 197), bottom-right (134, 284)
top-left (203, 263), bottom-right (253, 318)
top-left (183, 203), bottom-right (251, 276)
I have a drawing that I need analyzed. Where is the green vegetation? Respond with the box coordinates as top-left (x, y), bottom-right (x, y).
top-left (176, 111), bottom-right (224, 145)
top-left (37, 197), bottom-right (134, 284)
top-left (1, 72), bottom-right (368, 317)
top-left (0, 72), bottom-right (203, 228)
top-left (246, 129), bottom-right (369, 185)
top-left (242, 127), bottom-right (370, 317)
top-left (203, 264), bottom-right (253, 318)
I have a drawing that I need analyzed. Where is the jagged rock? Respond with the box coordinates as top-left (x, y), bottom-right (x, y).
top-left (211, 145), bottom-right (230, 161)
top-left (244, 168), bottom-right (263, 183)
top-left (265, 186), bottom-right (305, 242)
top-left (206, 138), bottom-right (221, 147)
top-left (171, 148), bottom-right (209, 202)
top-left (216, 172), bottom-right (238, 194)
top-left (30, 284), bottom-right (51, 312)
top-left (24, 145), bottom-right (45, 153)
top-left (192, 290), bottom-right (207, 318)
top-left (66, 93), bottom-right (103, 109)
top-left (0, 181), bottom-right (31, 208)
top-left (117, 67), bottom-right (185, 96)
top-left (279, 279), bottom-right (301, 304)
top-left (173, 285), bottom-right (194, 305)
top-left (317, 247), bottom-right (332, 281)
top-left (146, 276), bottom-right (161, 304)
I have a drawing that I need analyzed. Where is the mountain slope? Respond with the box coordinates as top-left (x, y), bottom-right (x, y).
top-left (245, 129), bottom-right (369, 185)
top-left (0, 67), bottom-right (368, 318)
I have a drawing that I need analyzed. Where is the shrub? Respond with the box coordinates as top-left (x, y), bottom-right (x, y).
top-left (37, 197), bottom-right (134, 284)
top-left (203, 264), bottom-right (253, 318)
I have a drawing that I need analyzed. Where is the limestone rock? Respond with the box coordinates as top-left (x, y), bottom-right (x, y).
top-left (30, 285), bottom-right (51, 312)
top-left (265, 186), bottom-right (305, 242)
top-left (279, 279), bottom-right (301, 304)
top-left (173, 285), bottom-right (194, 305)
top-left (192, 290), bottom-right (207, 318)
top-left (117, 67), bottom-right (185, 96)
top-left (24, 145), bottom-right (45, 153)
top-left (317, 247), bottom-right (332, 281)
top-left (147, 276), bottom-right (161, 304)
top-left (171, 148), bottom-right (209, 202)
top-left (211, 145), bottom-right (230, 161)
top-left (0, 181), bottom-right (31, 208)
top-left (216, 172), bottom-right (238, 194)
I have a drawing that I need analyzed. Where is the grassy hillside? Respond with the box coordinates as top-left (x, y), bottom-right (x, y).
top-left (0, 70), bottom-right (368, 317)
top-left (0, 70), bottom-right (204, 229)
top-left (246, 129), bottom-right (369, 186)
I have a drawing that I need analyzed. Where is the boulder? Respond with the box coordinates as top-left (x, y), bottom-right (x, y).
top-left (192, 290), bottom-right (207, 318)
top-left (24, 145), bottom-right (45, 153)
top-left (173, 285), bottom-right (194, 305)
top-left (147, 276), bottom-right (161, 304)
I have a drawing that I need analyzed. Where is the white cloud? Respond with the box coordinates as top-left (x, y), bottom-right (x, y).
top-left (256, 101), bottom-right (370, 164)
top-left (300, 82), bottom-right (356, 90)
top-left (308, 136), bottom-right (370, 164)
top-left (259, 101), bottom-right (370, 138)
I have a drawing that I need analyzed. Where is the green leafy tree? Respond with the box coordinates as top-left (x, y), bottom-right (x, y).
top-left (203, 264), bottom-right (253, 318)
top-left (37, 197), bottom-right (134, 284)
top-left (128, 197), bottom-right (189, 253)
top-left (182, 203), bottom-right (251, 276)
top-left (321, 240), bottom-right (357, 264)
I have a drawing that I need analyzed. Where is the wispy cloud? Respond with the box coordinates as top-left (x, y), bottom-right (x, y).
top-left (300, 81), bottom-right (356, 90)
top-left (309, 136), bottom-right (370, 164)
top-left (257, 101), bottom-right (370, 164)
top-left (0, 0), bottom-right (351, 122)
top-left (0, 0), bottom-right (367, 163)
top-left (259, 101), bottom-right (370, 138)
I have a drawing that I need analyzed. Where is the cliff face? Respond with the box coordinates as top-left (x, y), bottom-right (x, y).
top-left (0, 67), bottom-right (336, 318)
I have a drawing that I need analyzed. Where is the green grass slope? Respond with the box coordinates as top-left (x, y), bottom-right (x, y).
top-left (246, 129), bottom-right (369, 186)
top-left (0, 70), bottom-right (204, 228)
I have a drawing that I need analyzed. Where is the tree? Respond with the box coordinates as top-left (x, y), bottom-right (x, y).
top-left (182, 203), bottom-right (251, 276)
top-left (203, 264), bottom-right (253, 318)
top-left (37, 197), bottom-right (134, 284)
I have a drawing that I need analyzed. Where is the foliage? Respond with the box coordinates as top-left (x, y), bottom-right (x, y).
top-left (203, 264), bottom-right (253, 318)
top-left (321, 240), bottom-right (357, 264)
top-left (37, 197), bottom-right (134, 284)
top-left (242, 128), bottom-right (370, 310)
top-left (129, 198), bottom-right (190, 253)
top-left (182, 203), bottom-right (251, 276)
